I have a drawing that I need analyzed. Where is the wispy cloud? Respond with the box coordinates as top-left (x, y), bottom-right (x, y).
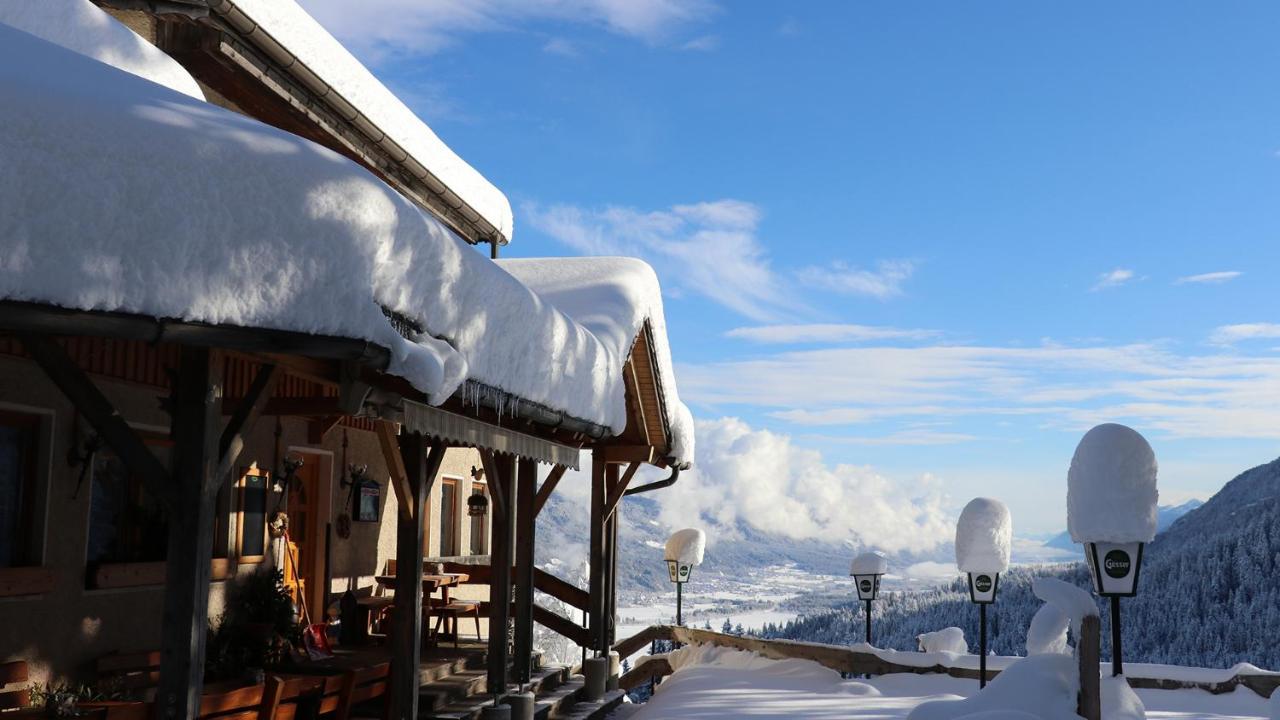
top-left (297, 0), bottom-right (719, 56)
top-left (1210, 323), bottom-right (1280, 345)
top-left (1091, 267), bottom-right (1135, 291)
top-left (526, 198), bottom-right (913, 322)
top-left (542, 37), bottom-right (579, 57)
top-left (726, 323), bottom-right (939, 344)
top-left (802, 260), bottom-right (916, 300)
top-left (680, 34), bottom-right (719, 51)
top-left (679, 341), bottom-right (1280, 441)
top-left (1176, 271), bottom-right (1242, 285)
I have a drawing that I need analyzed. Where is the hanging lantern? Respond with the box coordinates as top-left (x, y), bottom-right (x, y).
top-left (467, 491), bottom-right (489, 517)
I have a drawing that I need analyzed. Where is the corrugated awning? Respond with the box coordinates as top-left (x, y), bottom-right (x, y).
top-left (401, 399), bottom-right (580, 469)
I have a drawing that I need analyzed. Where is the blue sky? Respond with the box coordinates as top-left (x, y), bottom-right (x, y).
top-left (300, 1), bottom-right (1280, 539)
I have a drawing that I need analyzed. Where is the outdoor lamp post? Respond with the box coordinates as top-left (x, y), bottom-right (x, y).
top-left (955, 497), bottom-right (1012, 690)
top-left (849, 552), bottom-right (887, 645)
top-left (664, 528), bottom-right (705, 644)
top-left (1067, 423), bottom-right (1158, 678)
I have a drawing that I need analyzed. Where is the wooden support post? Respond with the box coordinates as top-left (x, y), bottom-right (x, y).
top-left (375, 421), bottom-right (413, 522)
top-left (156, 347), bottom-right (221, 720)
top-left (513, 457), bottom-right (538, 686)
top-left (215, 363), bottom-right (278, 482)
top-left (607, 506), bottom-right (619, 649)
top-left (388, 434), bottom-right (444, 720)
top-left (603, 461), bottom-right (640, 519)
top-left (604, 463), bottom-right (620, 649)
top-left (588, 452), bottom-right (606, 654)
top-left (487, 454), bottom-right (517, 696)
top-left (1078, 614), bottom-right (1102, 720)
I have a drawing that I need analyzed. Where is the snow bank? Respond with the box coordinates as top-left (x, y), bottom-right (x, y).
top-left (956, 498), bottom-right (1012, 574)
top-left (499, 258), bottom-right (694, 464)
top-left (1026, 604), bottom-right (1069, 656)
top-left (228, 0), bottom-right (513, 241)
top-left (1271, 685), bottom-right (1280, 720)
top-left (1102, 675), bottom-right (1147, 720)
top-left (907, 655), bottom-right (1081, 720)
top-left (917, 628), bottom-right (967, 655)
top-left (1067, 423), bottom-right (1159, 543)
top-left (1031, 577), bottom-right (1097, 639)
top-left (851, 551), bottom-right (889, 575)
top-left (665, 528), bottom-right (706, 565)
top-left (0, 27), bottom-right (665, 438)
top-left (0, 0), bottom-right (203, 99)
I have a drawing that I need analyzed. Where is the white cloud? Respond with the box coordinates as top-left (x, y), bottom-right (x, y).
top-left (526, 198), bottom-right (914, 321)
top-left (1091, 267), bottom-right (1135, 291)
top-left (1176, 271), bottom-right (1242, 285)
top-left (650, 418), bottom-right (955, 553)
top-left (1210, 323), bottom-right (1280, 345)
top-left (297, 0), bottom-right (718, 55)
top-left (802, 260), bottom-right (915, 300)
top-left (725, 323), bottom-right (939, 344)
top-left (542, 37), bottom-right (580, 57)
top-left (679, 341), bottom-right (1280, 441)
top-left (680, 34), bottom-right (719, 51)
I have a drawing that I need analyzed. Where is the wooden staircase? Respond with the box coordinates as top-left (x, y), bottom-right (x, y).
top-left (415, 650), bottom-right (624, 720)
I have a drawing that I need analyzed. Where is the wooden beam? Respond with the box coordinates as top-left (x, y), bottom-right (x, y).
top-left (375, 421), bottom-right (413, 522)
top-left (215, 363), bottom-right (278, 488)
top-left (486, 454), bottom-right (516, 696)
top-left (533, 603), bottom-right (591, 649)
top-left (513, 457), bottom-right (538, 685)
top-left (477, 449), bottom-right (507, 519)
top-left (534, 567), bottom-right (590, 612)
top-left (595, 445), bottom-right (656, 465)
top-left (604, 462), bottom-right (620, 649)
top-left (531, 464), bottom-right (567, 518)
top-left (156, 347), bottom-right (221, 720)
top-left (1078, 614), bottom-right (1101, 720)
top-left (603, 462), bottom-right (641, 519)
top-left (387, 435), bottom-right (443, 720)
top-left (623, 358), bottom-right (652, 446)
top-left (588, 451), bottom-right (606, 654)
top-left (19, 334), bottom-right (173, 508)
top-left (220, 396), bottom-right (343, 417)
top-left (306, 416), bottom-right (342, 445)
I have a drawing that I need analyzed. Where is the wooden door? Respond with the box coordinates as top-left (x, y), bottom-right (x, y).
top-left (286, 458), bottom-right (326, 619)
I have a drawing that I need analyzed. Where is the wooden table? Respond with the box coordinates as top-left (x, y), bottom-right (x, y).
top-left (371, 573), bottom-right (469, 641)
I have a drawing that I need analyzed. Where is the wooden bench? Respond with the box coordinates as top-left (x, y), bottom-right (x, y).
top-left (0, 660), bottom-right (29, 712)
top-left (95, 650), bottom-right (161, 700)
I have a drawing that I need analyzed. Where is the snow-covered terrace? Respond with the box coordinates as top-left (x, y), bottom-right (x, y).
top-left (0, 14), bottom-right (693, 464)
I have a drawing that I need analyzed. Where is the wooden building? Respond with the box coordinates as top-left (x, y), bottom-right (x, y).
top-left (0, 3), bottom-right (692, 719)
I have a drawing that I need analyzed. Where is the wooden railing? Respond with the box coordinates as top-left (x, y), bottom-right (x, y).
top-left (440, 561), bottom-right (591, 649)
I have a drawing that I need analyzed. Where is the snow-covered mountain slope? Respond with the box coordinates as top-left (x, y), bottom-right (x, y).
top-left (1042, 499), bottom-right (1204, 554)
top-left (768, 457), bottom-right (1280, 670)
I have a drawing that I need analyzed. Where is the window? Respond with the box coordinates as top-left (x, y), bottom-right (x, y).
top-left (468, 481), bottom-right (487, 555)
top-left (0, 411), bottom-right (39, 568)
top-left (86, 434), bottom-right (171, 568)
top-left (236, 467), bottom-right (270, 563)
top-left (438, 478), bottom-right (458, 556)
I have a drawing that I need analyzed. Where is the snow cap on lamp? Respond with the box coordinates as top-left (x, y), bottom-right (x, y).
top-left (955, 497), bottom-right (1012, 574)
top-left (1067, 423), bottom-right (1159, 544)
top-left (664, 528), bottom-right (705, 566)
top-left (850, 551), bottom-right (888, 576)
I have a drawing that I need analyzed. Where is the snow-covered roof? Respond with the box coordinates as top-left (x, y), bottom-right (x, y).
top-left (955, 497), bottom-right (1012, 574)
top-left (1067, 423), bottom-right (1159, 544)
top-left (498, 257), bottom-right (695, 464)
top-left (0, 0), bottom-right (203, 100)
top-left (664, 528), bottom-right (706, 565)
top-left (0, 25), bottom-right (679, 446)
top-left (850, 551), bottom-right (888, 576)
top-left (213, 0), bottom-right (514, 243)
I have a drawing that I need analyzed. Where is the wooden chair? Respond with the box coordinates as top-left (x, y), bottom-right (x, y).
top-left (337, 663), bottom-right (390, 720)
top-left (430, 600), bottom-right (481, 648)
top-left (95, 650), bottom-right (161, 700)
top-left (196, 682), bottom-right (268, 720)
top-left (0, 660), bottom-right (30, 712)
top-left (355, 560), bottom-right (397, 639)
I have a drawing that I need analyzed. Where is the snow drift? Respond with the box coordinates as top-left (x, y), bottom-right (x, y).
top-left (955, 498), bottom-right (1012, 574)
top-left (907, 654), bottom-right (1081, 720)
top-left (916, 628), bottom-right (967, 655)
top-left (0, 0), bottom-right (203, 99)
top-left (851, 551), bottom-right (888, 575)
top-left (1067, 423), bottom-right (1159, 543)
top-left (664, 528), bottom-right (706, 565)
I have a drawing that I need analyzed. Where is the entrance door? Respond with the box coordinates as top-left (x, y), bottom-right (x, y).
top-left (286, 456), bottom-right (328, 620)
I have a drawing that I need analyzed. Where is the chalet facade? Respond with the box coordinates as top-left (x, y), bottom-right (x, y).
top-left (0, 3), bottom-right (693, 719)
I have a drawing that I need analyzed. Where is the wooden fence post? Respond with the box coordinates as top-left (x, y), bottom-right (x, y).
top-left (1077, 614), bottom-right (1101, 720)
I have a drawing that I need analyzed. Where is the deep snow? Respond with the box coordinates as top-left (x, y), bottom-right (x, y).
top-left (956, 498), bottom-right (1012, 574)
top-left (1068, 423), bottom-right (1159, 543)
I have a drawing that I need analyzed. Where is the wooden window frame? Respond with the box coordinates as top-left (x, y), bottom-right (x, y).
top-left (468, 480), bottom-right (488, 556)
top-left (235, 466), bottom-right (271, 565)
top-left (0, 406), bottom-right (53, 597)
top-left (0, 410), bottom-right (41, 571)
top-left (85, 428), bottom-right (172, 588)
top-left (437, 476), bottom-right (460, 557)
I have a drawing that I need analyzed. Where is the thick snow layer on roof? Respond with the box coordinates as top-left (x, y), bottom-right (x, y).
top-left (228, 0), bottom-right (513, 242)
top-left (0, 26), bottom-right (640, 434)
top-left (664, 528), bottom-right (706, 565)
top-left (499, 257), bottom-right (695, 464)
top-left (955, 498), bottom-right (1012, 574)
top-left (1067, 423), bottom-right (1159, 543)
top-left (0, 0), bottom-right (203, 99)
top-left (851, 551), bottom-right (888, 576)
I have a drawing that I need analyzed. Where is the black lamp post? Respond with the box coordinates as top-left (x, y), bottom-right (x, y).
top-left (956, 497), bottom-right (1012, 691)
top-left (849, 552), bottom-right (886, 646)
top-left (664, 528), bottom-right (705, 648)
